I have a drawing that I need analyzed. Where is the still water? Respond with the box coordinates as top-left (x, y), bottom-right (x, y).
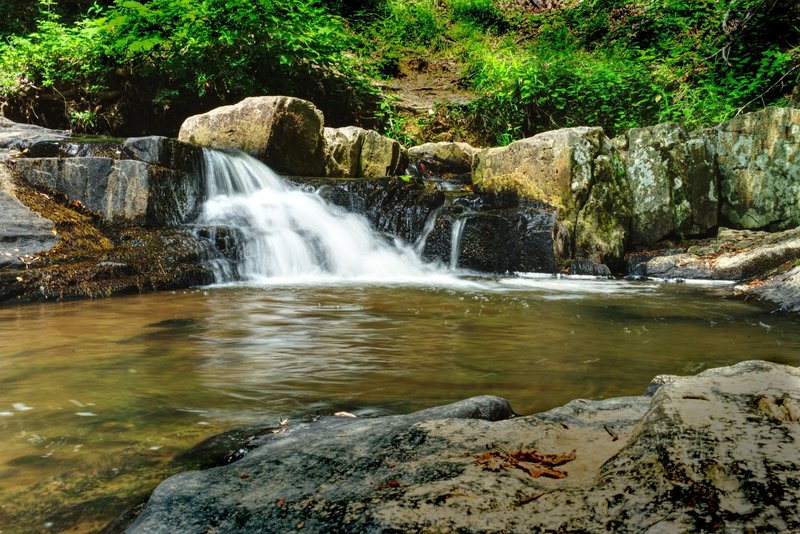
top-left (1, 278), bottom-right (799, 532)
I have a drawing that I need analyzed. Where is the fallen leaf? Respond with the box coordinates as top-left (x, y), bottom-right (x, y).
top-left (239, 473), bottom-right (250, 479)
top-left (515, 461), bottom-right (567, 479)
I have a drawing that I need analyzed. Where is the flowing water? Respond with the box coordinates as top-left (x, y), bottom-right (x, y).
top-left (2, 151), bottom-right (800, 532)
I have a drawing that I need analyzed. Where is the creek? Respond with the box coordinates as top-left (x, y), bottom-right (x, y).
top-left (2, 151), bottom-right (800, 532)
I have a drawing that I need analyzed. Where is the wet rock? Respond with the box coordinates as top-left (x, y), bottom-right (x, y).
top-left (312, 176), bottom-right (443, 245)
top-left (422, 203), bottom-right (569, 273)
top-left (0, 164), bottom-right (58, 267)
top-left (745, 265), bottom-right (800, 312)
top-left (178, 96), bottom-right (326, 176)
top-left (9, 157), bottom-right (201, 226)
top-left (128, 361), bottom-right (800, 533)
top-left (714, 107), bottom-right (800, 230)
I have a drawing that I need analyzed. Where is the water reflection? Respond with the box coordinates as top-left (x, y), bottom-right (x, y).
top-left (0, 279), bottom-right (799, 532)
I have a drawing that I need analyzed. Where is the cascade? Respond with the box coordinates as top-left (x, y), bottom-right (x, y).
top-left (195, 149), bottom-right (439, 284)
top-left (449, 216), bottom-right (467, 270)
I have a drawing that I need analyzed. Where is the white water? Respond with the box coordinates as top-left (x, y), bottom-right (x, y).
top-left (196, 149), bottom-right (441, 284)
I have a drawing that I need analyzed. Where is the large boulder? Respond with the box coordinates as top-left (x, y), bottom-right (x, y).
top-left (715, 106), bottom-right (800, 230)
top-left (323, 126), bottom-right (407, 178)
top-left (129, 360), bottom-right (800, 533)
top-left (179, 96), bottom-right (326, 176)
top-left (624, 122), bottom-right (718, 246)
top-left (472, 127), bottom-right (606, 207)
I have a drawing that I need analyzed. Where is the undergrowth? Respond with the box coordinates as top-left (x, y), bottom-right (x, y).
top-left (0, 0), bottom-right (797, 143)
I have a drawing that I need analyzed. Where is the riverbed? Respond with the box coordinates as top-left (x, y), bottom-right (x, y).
top-left (1, 277), bottom-right (799, 532)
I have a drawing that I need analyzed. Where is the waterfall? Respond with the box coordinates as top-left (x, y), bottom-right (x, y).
top-left (195, 149), bottom-right (438, 284)
top-left (449, 216), bottom-right (467, 270)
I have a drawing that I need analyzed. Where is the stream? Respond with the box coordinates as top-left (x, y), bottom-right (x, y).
top-left (2, 279), bottom-right (800, 532)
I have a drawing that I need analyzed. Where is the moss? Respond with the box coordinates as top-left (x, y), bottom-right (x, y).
top-left (2, 168), bottom-right (214, 305)
top-left (476, 171), bottom-right (564, 207)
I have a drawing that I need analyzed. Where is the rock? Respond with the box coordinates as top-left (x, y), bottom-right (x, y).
top-left (313, 175), bottom-right (444, 246)
top-left (0, 164), bottom-right (59, 267)
top-left (625, 123), bottom-right (718, 246)
top-left (715, 107), bottom-right (800, 230)
top-left (473, 126), bottom-right (606, 207)
top-left (359, 130), bottom-right (407, 178)
top-left (408, 141), bottom-right (477, 179)
top-left (128, 361), bottom-right (800, 533)
top-left (574, 154), bottom-right (631, 271)
top-left (323, 126), bottom-right (365, 177)
top-left (745, 265), bottom-right (800, 312)
top-left (178, 96), bottom-right (326, 176)
top-left (0, 117), bottom-right (69, 158)
top-left (9, 157), bottom-right (201, 226)
top-left (627, 227), bottom-right (800, 281)
top-left (421, 202), bottom-right (569, 273)
top-left (322, 126), bottom-right (407, 178)
top-left (122, 136), bottom-right (201, 175)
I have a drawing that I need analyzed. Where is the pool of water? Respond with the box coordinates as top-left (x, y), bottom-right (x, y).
top-left (1, 277), bottom-right (799, 532)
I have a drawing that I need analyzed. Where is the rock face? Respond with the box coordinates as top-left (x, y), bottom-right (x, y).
top-left (624, 123), bottom-right (718, 246)
top-left (715, 107), bottom-right (800, 230)
top-left (179, 96), bottom-right (326, 176)
top-left (128, 360), bottom-right (800, 533)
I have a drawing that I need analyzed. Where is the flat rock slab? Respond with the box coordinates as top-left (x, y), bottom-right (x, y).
top-left (0, 117), bottom-right (68, 158)
top-left (0, 166), bottom-right (58, 267)
top-left (129, 360), bottom-right (800, 533)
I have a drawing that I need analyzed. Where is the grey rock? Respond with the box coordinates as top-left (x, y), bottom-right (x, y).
top-left (0, 117), bottom-right (68, 157)
top-left (0, 164), bottom-right (58, 267)
top-left (628, 227), bottom-right (800, 281)
top-left (129, 361), bottom-right (800, 533)
top-left (179, 96), bottom-right (326, 176)
top-left (626, 122), bottom-right (718, 247)
top-left (359, 130), bottom-right (407, 178)
top-left (10, 157), bottom-right (201, 226)
top-left (746, 265), bottom-right (800, 312)
top-left (323, 126), bottom-right (365, 177)
top-left (715, 107), bottom-right (800, 230)
top-left (122, 136), bottom-right (202, 175)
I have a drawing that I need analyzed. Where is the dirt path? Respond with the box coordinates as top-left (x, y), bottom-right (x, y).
top-left (375, 57), bottom-right (476, 116)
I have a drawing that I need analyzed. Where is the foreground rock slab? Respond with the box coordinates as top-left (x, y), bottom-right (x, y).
top-left (129, 360), bottom-right (800, 533)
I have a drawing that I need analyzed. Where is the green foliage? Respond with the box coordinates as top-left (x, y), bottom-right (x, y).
top-left (0, 0), bottom-right (379, 134)
top-left (375, 99), bottom-right (414, 146)
top-left (449, 0), bottom-right (507, 32)
top-left (380, 0), bottom-right (446, 50)
top-left (461, 0), bottom-right (799, 142)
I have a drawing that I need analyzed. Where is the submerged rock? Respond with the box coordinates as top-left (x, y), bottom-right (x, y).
top-left (127, 360), bottom-right (800, 533)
